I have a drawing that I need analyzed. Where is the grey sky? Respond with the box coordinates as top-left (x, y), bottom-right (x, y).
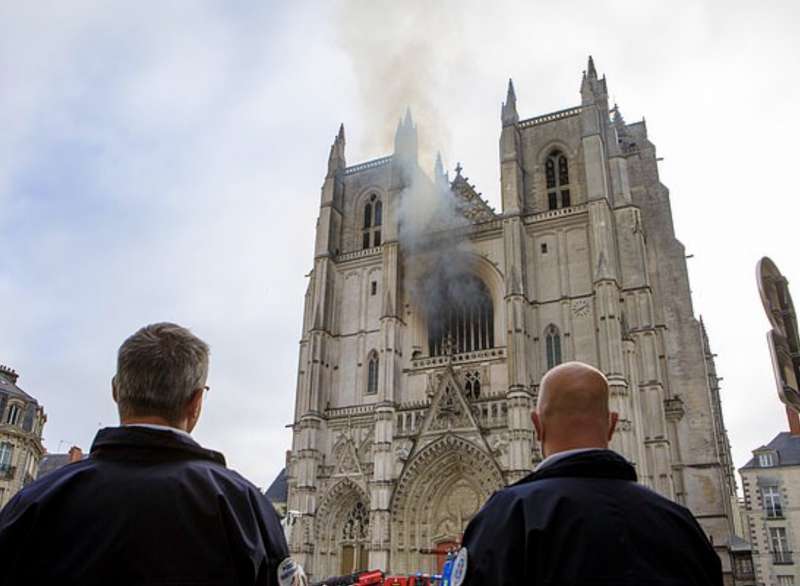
top-left (1, 1), bottom-right (798, 489)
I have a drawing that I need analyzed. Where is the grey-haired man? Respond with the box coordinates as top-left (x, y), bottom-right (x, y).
top-left (0, 322), bottom-right (302, 586)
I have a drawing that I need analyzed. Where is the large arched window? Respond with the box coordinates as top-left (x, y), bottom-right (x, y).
top-left (340, 500), bottom-right (369, 574)
top-left (545, 325), bottom-right (562, 370)
top-left (366, 352), bottom-right (379, 395)
top-left (427, 274), bottom-right (494, 357)
top-left (545, 150), bottom-right (571, 210)
top-left (362, 194), bottom-right (382, 249)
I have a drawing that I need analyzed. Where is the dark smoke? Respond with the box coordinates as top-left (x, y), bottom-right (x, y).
top-left (394, 151), bottom-right (486, 357)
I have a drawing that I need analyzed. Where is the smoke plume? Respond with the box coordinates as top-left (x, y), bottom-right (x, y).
top-left (338, 0), bottom-right (484, 355)
top-left (393, 154), bottom-right (482, 356)
top-left (337, 0), bottom-right (465, 165)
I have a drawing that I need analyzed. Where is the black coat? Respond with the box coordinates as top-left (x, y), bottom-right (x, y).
top-left (0, 426), bottom-right (289, 586)
top-left (460, 449), bottom-right (722, 586)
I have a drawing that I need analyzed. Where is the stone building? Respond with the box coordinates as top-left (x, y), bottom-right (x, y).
top-left (741, 432), bottom-right (800, 585)
top-left (0, 364), bottom-right (46, 508)
top-left (284, 57), bottom-right (739, 580)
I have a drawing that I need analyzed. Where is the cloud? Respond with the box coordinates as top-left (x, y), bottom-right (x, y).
top-left (0, 1), bottom-right (356, 487)
top-left (2, 0), bottom-right (799, 492)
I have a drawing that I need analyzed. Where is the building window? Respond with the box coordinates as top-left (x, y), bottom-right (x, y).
top-left (541, 243), bottom-right (548, 254)
top-left (366, 352), bottom-right (379, 395)
top-left (545, 150), bottom-right (571, 210)
top-left (22, 404), bottom-right (35, 433)
top-left (371, 281), bottom-right (377, 296)
top-left (0, 443), bottom-right (13, 472)
top-left (5, 404), bottom-right (20, 426)
top-left (545, 325), bottom-right (562, 370)
top-left (427, 275), bottom-right (494, 357)
top-left (23, 451), bottom-right (36, 487)
top-left (759, 452), bottom-right (776, 467)
top-left (362, 194), bottom-right (383, 249)
top-left (363, 202), bottom-right (372, 229)
top-left (771, 527), bottom-right (793, 564)
top-left (778, 576), bottom-right (795, 586)
top-left (464, 371), bottom-right (481, 400)
top-left (764, 485), bottom-right (784, 518)
top-left (732, 555), bottom-right (754, 579)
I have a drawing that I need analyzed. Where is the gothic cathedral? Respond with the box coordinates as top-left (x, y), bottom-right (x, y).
top-left (286, 58), bottom-right (738, 579)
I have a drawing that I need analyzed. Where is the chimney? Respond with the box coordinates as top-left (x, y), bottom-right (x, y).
top-left (0, 364), bottom-right (18, 384)
top-left (787, 406), bottom-right (800, 435)
top-left (68, 446), bottom-right (83, 462)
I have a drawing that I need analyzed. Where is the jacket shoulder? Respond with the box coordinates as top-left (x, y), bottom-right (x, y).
top-left (196, 460), bottom-right (263, 494)
top-left (0, 458), bottom-right (93, 523)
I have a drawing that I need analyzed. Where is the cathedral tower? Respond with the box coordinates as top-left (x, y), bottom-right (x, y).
top-left (285, 57), bottom-right (737, 580)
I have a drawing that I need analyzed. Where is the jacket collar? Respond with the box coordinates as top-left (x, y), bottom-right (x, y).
top-left (513, 448), bottom-right (637, 486)
top-left (90, 426), bottom-right (226, 466)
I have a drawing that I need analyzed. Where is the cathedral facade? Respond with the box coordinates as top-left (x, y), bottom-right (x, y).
top-left (286, 58), bottom-right (738, 579)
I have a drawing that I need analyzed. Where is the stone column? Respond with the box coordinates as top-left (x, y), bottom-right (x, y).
top-left (502, 216), bottom-right (534, 479)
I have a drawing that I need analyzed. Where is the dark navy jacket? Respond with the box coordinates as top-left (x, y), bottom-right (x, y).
top-left (0, 426), bottom-right (289, 586)
top-left (461, 449), bottom-right (722, 586)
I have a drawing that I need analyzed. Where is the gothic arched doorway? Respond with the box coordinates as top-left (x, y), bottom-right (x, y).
top-left (389, 435), bottom-right (504, 574)
top-left (340, 501), bottom-right (369, 574)
top-left (314, 479), bottom-right (371, 579)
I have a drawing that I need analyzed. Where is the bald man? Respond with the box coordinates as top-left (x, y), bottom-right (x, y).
top-left (454, 362), bottom-right (722, 586)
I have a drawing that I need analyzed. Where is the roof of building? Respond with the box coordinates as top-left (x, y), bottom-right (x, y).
top-left (741, 432), bottom-right (800, 469)
top-left (450, 169), bottom-right (497, 224)
top-left (265, 468), bottom-right (288, 503)
top-left (38, 447), bottom-right (87, 478)
top-left (0, 364), bottom-right (37, 404)
top-left (37, 453), bottom-right (73, 478)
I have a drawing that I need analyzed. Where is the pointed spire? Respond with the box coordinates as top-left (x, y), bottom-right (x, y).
top-left (326, 123), bottom-right (346, 177)
top-left (403, 107), bottom-right (414, 128)
top-left (507, 78), bottom-right (516, 103)
top-left (434, 151), bottom-right (444, 177)
top-left (581, 55), bottom-right (606, 105)
top-left (434, 151), bottom-right (449, 190)
top-left (394, 107), bottom-right (418, 165)
top-left (501, 78), bottom-right (519, 126)
top-left (587, 55), bottom-right (597, 79)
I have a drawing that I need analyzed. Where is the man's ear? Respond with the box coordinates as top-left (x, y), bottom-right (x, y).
top-left (111, 376), bottom-right (119, 404)
top-left (186, 388), bottom-right (205, 431)
top-left (608, 411), bottom-right (619, 441)
top-left (531, 411), bottom-right (544, 444)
